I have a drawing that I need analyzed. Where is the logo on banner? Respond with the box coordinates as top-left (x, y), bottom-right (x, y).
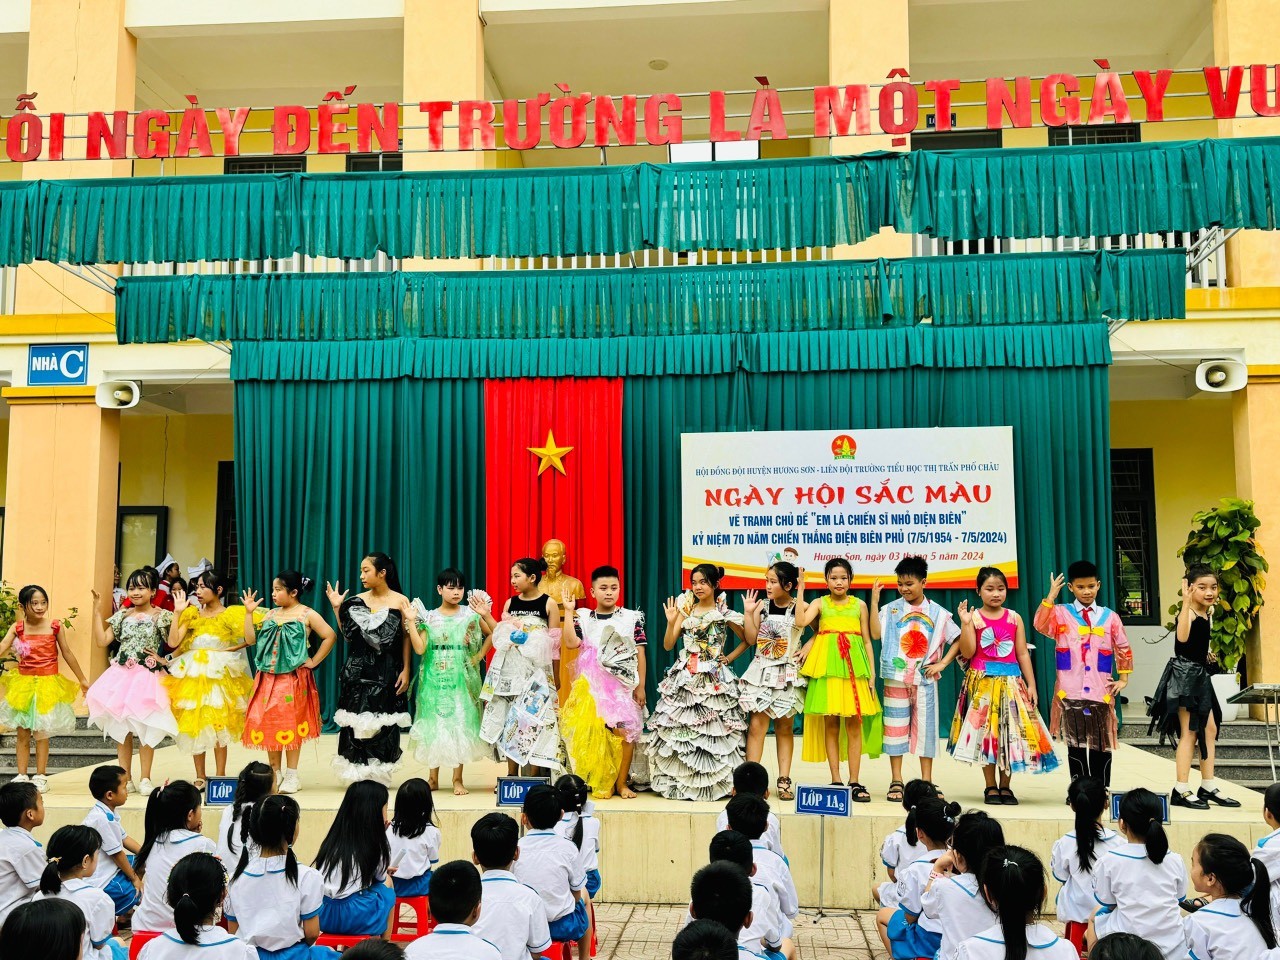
top-left (831, 435), bottom-right (857, 460)
top-left (28, 344), bottom-right (88, 386)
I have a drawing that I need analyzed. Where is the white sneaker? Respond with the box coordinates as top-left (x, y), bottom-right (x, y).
top-left (129, 780), bottom-right (139, 794)
top-left (279, 771), bottom-right (300, 794)
top-left (138, 778), bottom-right (155, 795)
top-left (9, 774), bottom-right (29, 784)
top-left (32, 775), bottom-right (48, 794)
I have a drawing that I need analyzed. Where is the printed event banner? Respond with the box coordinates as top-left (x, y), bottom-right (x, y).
top-left (680, 427), bottom-right (1018, 590)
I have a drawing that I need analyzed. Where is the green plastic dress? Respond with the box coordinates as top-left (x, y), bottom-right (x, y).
top-left (408, 608), bottom-right (489, 768)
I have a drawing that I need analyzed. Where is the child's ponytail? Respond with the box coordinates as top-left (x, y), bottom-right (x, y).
top-left (554, 774), bottom-right (589, 850)
top-left (1118, 788), bottom-right (1167, 864)
top-left (39, 825), bottom-right (104, 896)
top-left (1195, 834), bottom-right (1278, 949)
top-left (980, 846), bottom-right (1046, 960)
top-left (136, 780), bottom-right (202, 875)
top-left (1068, 777), bottom-right (1107, 871)
top-left (167, 852), bottom-right (226, 946)
top-left (900, 780), bottom-right (941, 849)
top-left (227, 761), bottom-right (274, 856)
top-left (236, 795), bottom-right (302, 888)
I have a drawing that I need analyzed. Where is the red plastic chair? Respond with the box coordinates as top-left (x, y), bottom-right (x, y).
top-left (315, 934), bottom-right (370, 951)
top-left (390, 896), bottom-right (435, 941)
top-left (542, 945), bottom-right (572, 960)
top-left (127, 931), bottom-right (161, 960)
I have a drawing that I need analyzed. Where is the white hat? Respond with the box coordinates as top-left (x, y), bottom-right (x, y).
top-left (187, 558), bottom-right (213, 579)
top-left (158, 554), bottom-right (178, 574)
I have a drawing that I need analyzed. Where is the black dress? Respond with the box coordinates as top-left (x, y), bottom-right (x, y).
top-left (1147, 612), bottom-right (1221, 756)
top-left (333, 597), bottom-right (411, 782)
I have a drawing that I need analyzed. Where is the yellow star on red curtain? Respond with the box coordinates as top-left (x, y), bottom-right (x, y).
top-left (528, 429), bottom-right (574, 476)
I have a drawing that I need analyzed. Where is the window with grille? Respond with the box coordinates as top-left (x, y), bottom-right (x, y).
top-left (224, 156), bottom-right (307, 175)
top-left (1111, 449), bottom-right (1159, 624)
top-left (347, 152), bottom-right (403, 172)
top-left (1049, 123), bottom-right (1141, 147)
top-left (214, 461), bottom-right (239, 591)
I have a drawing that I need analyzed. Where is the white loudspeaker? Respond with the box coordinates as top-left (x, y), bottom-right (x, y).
top-left (1195, 360), bottom-right (1247, 393)
top-left (95, 380), bottom-right (141, 409)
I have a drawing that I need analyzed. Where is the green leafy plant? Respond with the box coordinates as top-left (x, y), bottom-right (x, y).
top-left (1167, 498), bottom-right (1269, 673)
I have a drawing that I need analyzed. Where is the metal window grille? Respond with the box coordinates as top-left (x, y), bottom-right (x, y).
top-left (223, 156), bottom-right (307, 175)
top-left (1048, 123), bottom-right (1142, 147)
top-left (346, 152), bottom-right (404, 172)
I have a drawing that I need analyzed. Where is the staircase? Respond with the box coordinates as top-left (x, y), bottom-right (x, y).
top-left (0, 718), bottom-right (142, 782)
top-left (1121, 716), bottom-right (1277, 793)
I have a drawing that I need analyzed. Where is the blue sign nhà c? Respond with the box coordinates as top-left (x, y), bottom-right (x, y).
top-left (794, 784), bottom-right (852, 818)
top-left (28, 344), bottom-right (88, 387)
top-left (496, 776), bottom-right (550, 808)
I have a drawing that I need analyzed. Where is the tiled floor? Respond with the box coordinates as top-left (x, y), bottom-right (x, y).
top-left (595, 902), bottom-right (888, 960)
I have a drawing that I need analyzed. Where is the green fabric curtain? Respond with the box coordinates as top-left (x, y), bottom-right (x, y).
top-left (233, 377), bottom-right (485, 723)
top-left (623, 363), bottom-right (1114, 710)
top-left (3, 136), bottom-right (1277, 264)
top-left (113, 249), bottom-right (1185, 345)
top-left (0, 181), bottom-right (39, 268)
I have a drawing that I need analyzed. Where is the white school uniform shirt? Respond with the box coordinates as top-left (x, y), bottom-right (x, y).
top-left (0, 827), bottom-right (46, 925)
top-left (681, 880), bottom-right (785, 955)
top-left (33, 879), bottom-right (119, 960)
top-left (83, 801), bottom-right (130, 888)
top-left (920, 872), bottom-right (998, 960)
top-left (133, 829), bottom-right (219, 932)
top-left (1050, 826), bottom-right (1125, 923)
top-left (514, 830), bottom-right (585, 923)
top-left (387, 824), bottom-right (442, 882)
top-left (404, 923), bottom-right (502, 960)
top-left (955, 923), bottom-right (1078, 960)
top-left (216, 805), bottom-right (260, 874)
top-left (1252, 826), bottom-right (1280, 930)
top-left (876, 829), bottom-right (933, 908)
top-left (471, 870), bottom-right (553, 960)
top-left (224, 855), bottom-right (325, 951)
top-left (1185, 898), bottom-right (1272, 960)
top-left (1093, 843), bottom-right (1189, 960)
top-left (751, 842), bottom-right (798, 929)
top-left (555, 807), bottom-right (601, 874)
top-left (137, 926), bottom-right (258, 960)
top-left (716, 808), bottom-right (784, 858)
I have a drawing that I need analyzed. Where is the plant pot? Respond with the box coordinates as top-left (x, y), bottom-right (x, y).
top-left (1212, 672), bottom-right (1242, 723)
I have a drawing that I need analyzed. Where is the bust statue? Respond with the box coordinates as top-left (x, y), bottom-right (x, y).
top-left (538, 538), bottom-right (585, 702)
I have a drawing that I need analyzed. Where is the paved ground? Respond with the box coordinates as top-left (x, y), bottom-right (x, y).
top-left (596, 903), bottom-right (887, 960)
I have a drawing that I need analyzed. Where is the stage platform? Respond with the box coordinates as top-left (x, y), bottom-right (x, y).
top-left (32, 736), bottom-right (1265, 910)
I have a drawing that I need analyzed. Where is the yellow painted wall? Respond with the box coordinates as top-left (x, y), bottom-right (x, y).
top-left (1109, 396), bottom-right (1237, 701)
top-left (118, 413), bottom-right (234, 570)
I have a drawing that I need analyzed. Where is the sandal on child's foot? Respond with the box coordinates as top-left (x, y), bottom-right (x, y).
top-left (776, 777), bottom-right (795, 801)
top-left (885, 780), bottom-right (905, 803)
top-left (849, 782), bottom-right (871, 803)
top-left (999, 787), bottom-right (1019, 806)
top-left (984, 786), bottom-right (1004, 805)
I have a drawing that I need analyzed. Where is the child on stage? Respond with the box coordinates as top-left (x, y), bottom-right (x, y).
top-left (795, 558), bottom-right (882, 800)
top-left (325, 553), bottom-right (415, 785)
top-left (562, 565), bottom-right (647, 800)
top-left (481, 558), bottom-right (563, 777)
top-left (408, 568), bottom-right (495, 795)
top-left (735, 561), bottom-right (807, 802)
top-left (241, 571), bottom-right (337, 794)
top-left (948, 567), bottom-right (1057, 805)
top-left (166, 568), bottom-right (254, 787)
top-left (1034, 562), bottom-right (1134, 789)
top-left (86, 574), bottom-right (179, 795)
top-left (0, 585), bottom-right (90, 793)
top-left (646, 564), bottom-right (748, 802)
top-left (870, 556), bottom-right (961, 802)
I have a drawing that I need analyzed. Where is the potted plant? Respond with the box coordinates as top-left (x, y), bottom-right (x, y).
top-left (1168, 498), bottom-right (1268, 721)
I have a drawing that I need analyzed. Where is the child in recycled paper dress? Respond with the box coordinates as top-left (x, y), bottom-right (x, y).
top-left (408, 567), bottom-right (496, 795)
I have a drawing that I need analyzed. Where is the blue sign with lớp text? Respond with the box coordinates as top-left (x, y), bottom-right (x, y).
top-left (205, 777), bottom-right (239, 806)
top-left (496, 776), bottom-right (551, 808)
top-left (794, 784), bottom-right (852, 818)
top-left (27, 344), bottom-right (88, 386)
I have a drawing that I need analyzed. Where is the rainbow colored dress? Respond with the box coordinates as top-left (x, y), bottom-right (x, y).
top-left (0, 621), bottom-right (79, 736)
top-left (947, 609), bottom-right (1058, 774)
top-left (799, 595), bottom-right (883, 762)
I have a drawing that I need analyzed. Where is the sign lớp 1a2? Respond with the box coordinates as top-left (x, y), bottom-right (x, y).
top-left (495, 776), bottom-right (551, 808)
top-left (205, 777), bottom-right (239, 806)
top-left (795, 784), bottom-right (852, 818)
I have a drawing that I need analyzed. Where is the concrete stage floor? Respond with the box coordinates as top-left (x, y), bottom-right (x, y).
top-left (32, 735), bottom-right (1267, 909)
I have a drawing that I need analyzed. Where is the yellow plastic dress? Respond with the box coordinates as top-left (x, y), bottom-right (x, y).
top-left (799, 595), bottom-right (883, 762)
top-left (166, 605), bottom-right (258, 753)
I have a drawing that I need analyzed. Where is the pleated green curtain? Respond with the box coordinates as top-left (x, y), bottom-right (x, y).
top-left (113, 249), bottom-right (1185, 345)
top-left (623, 363), bottom-right (1114, 711)
top-left (232, 377), bottom-right (485, 722)
top-left (0, 181), bottom-right (40, 268)
top-left (6, 136), bottom-right (1278, 264)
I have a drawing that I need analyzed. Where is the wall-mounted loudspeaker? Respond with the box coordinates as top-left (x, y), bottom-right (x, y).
top-left (1195, 360), bottom-right (1247, 393)
top-left (95, 380), bottom-right (141, 409)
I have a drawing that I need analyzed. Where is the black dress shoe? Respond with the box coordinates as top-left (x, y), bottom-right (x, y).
top-left (1171, 788), bottom-right (1210, 810)
top-left (1198, 787), bottom-right (1242, 808)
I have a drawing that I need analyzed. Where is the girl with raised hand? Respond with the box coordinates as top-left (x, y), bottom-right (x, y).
top-left (216, 761), bottom-right (275, 872)
top-left (1183, 833), bottom-right (1277, 960)
top-left (1051, 777), bottom-right (1122, 956)
top-left (132, 781), bottom-right (218, 935)
top-left (956, 846), bottom-right (1077, 960)
top-left (33, 824), bottom-right (127, 960)
top-left (139, 852), bottom-right (256, 960)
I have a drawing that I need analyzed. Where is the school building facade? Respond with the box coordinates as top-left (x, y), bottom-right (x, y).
top-left (0, 0), bottom-right (1277, 711)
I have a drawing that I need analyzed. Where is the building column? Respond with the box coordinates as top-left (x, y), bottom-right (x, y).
top-left (2, 388), bottom-right (121, 681)
top-left (828, 0), bottom-right (911, 257)
top-left (402, 0), bottom-right (485, 172)
top-left (1214, 0), bottom-right (1280, 286)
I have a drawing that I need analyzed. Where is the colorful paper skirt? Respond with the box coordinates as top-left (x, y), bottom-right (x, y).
top-left (948, 669), bottom-right (1059, 774)
top-left (242, 667), bottom-right (321, 751)
top-left (0, 671), bottom-right (79, 736)
top-left (166, 644), bottom-right (254, 754)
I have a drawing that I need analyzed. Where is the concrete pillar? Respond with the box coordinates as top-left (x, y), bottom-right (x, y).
top-left (402, 0), bottom-right (485, 172)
